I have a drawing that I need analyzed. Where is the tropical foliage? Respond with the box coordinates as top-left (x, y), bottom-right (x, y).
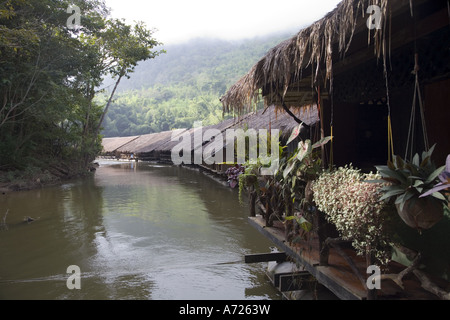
top-left (0, 0), bottom-right (161, 179)
top-left (376, 145), bottom-right (448, 211)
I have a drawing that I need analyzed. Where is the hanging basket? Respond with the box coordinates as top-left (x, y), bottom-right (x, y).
top-left (395, 196), bottom-right (444, 230)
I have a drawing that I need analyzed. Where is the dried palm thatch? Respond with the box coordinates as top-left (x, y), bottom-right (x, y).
top-left (221, 0), bottom-right (390, 115)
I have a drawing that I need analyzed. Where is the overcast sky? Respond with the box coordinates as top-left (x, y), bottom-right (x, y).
top-left (103, 0), bottom-right (342, 44)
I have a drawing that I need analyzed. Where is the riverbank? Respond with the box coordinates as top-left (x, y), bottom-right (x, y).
top-left (0, 162), bottom-right (98, 194)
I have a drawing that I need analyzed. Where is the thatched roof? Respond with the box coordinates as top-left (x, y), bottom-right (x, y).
top-left (201, 105), bottom-right (319, 163)
top-left (155, 117), bottom-right (239, 153)
top-left (221, 0), bottom-right (391, 114)
top-left (115, 129), bottom-right (187, 154)
top-left (102, 135), bottom-right (140, 153)
top-left (229, 104), bottom-right (318, 136)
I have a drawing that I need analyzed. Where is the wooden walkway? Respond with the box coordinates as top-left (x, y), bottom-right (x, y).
top-left (248, 215), bottom-right (449, 300)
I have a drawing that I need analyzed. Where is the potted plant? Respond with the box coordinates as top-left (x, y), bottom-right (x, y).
top-left (375, 145), bottom-right (448, 231)
top-left (312, 165), bottom-right (393, 265)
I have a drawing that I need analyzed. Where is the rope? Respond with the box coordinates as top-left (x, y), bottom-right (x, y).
top-left (387, 115), bottom-right (394, 163)
top-left (405, 1), bottom-right (429, 160)
top-left (330, 125), bottom-right (334, 168)
top-left (329, 71), bottom-right (334, 169)
top-left (405, 54), bottom-right (429, 161)
top-left (415, 54), bottom-right (429, 151)
top-left (317, 85), bottom-right (327, 168)
top-left (383, 34), bottom-right (394, 163)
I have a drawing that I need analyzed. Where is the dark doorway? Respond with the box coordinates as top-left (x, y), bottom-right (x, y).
top-left (354, 101), bottom-right (388, 172)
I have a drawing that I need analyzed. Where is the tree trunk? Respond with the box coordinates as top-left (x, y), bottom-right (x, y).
top-left (95, 71), bottom-right (124, 135)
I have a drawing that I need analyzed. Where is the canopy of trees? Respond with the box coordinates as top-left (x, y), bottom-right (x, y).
top-left (0, 0), bottom-right (162, 176)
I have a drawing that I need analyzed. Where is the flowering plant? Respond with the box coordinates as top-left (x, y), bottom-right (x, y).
top-left (225, 164), bottom-right (244, 188)
top-left (312, 165), bottom-right (392, 264)
top-left (420, 154), bottom-right (450, 199)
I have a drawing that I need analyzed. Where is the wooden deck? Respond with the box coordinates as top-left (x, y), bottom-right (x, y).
top-left (248, 215), bottom-right (448, 300)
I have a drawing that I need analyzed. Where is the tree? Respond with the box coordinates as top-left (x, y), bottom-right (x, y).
top-left (94, 19), bottom-right (164, 135)
top-left (0, 0), bottom-right (163, 174)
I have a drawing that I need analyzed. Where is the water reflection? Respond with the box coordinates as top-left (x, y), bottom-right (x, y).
top-left (0, 161), bottom-right (281, 300)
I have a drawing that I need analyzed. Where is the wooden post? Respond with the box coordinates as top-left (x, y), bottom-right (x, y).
top-left (316, 212), bottom-right (330, 266)
top-left (265, 203), bottom-right (273, 227)
top-left (284, 197), bottom-right (293, 241)
top-left (249, 188), bottom-right (256, 217)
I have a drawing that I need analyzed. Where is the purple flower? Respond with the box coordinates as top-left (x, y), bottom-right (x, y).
top-left (226, 165), bottom-right (244, 188)
top-left (420, 155), bottom-right (450, 197)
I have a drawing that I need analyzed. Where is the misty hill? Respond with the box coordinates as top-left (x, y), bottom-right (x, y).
top-left (100, 32), bottom-right (291, 137)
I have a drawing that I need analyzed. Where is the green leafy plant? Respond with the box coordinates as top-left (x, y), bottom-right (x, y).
top-left (238, 163), bottom-right (259, 204)
top-left (375, 145), bottom-right (447, 230)
top-left (376, 145), bottom-right (447, 209)
top-left (281, 124), bottom-right (331, 181)
top-left (285, 214), bottom-right (313, 233)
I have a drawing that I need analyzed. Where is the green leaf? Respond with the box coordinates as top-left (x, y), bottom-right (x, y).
top-left (395, 155), bottom-right (405, 169)
top-left (420, 156), bottom-right (430, 168)
top-left (312, 136), bottom-right (332, 149)
top-left (297, 216), bottom-right (313, 232)
top-left (413, 180), bottom-right (424, 188)
top-left (431, 192), bottom-right (446, 201)
top-left (425, 165), bottom-right (445, 184)
top-left (283, 159), bottom-right (297, 179)
top-left (380, 189), bottom-right (404, 201)
top-left (297, 140), bottom-right (312, 162)
top-left (405, 163), bottom-right (419, 176)
top-left (285, 216), bottom-right (313, 232)
top-left (412, 153), bottom-right (420, 167)
top-left (377, 168), bottom-right (407, 184)
top-left (395, 191), bottom-right (416, 210)
top-left (422, 144), bottom-right (436, 160)
top-left (287, 123), bottom-right (303, 145)
top-left (387, 160), bottom-right (396, 170)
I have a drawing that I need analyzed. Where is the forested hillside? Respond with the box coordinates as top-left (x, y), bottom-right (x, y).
top-left (100, 34), bottom-right (291, 137)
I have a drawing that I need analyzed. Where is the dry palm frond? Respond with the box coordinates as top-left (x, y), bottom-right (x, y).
top-left (221, 0), bottom-right (389, 115)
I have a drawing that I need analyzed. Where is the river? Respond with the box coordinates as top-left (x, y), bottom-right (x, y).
top-left (0, 161), bottom-right (281, 300)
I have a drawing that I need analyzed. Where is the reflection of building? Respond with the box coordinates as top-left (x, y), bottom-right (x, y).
top-left (220, 0), bottom-right (450, 171)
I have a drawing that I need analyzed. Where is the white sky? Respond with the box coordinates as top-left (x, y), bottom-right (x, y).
top-left (103, 0), bottom-right (342, 44)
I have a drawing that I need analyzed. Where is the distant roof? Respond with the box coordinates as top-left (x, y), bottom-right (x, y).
top-left (102, 135), bottom-right (140, 153)
top-left (101, 104), bottom-right (319, 156)
top-left (116, 129), bottom-right (187, 154)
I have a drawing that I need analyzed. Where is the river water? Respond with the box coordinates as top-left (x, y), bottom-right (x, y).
top-left (0, 161), bottom-right (281, 300)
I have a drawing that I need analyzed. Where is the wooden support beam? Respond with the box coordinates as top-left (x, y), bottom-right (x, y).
top-left (244, 252), bottom-right (287, 264)
top-left (248, 216), bottom-right (363, 300)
